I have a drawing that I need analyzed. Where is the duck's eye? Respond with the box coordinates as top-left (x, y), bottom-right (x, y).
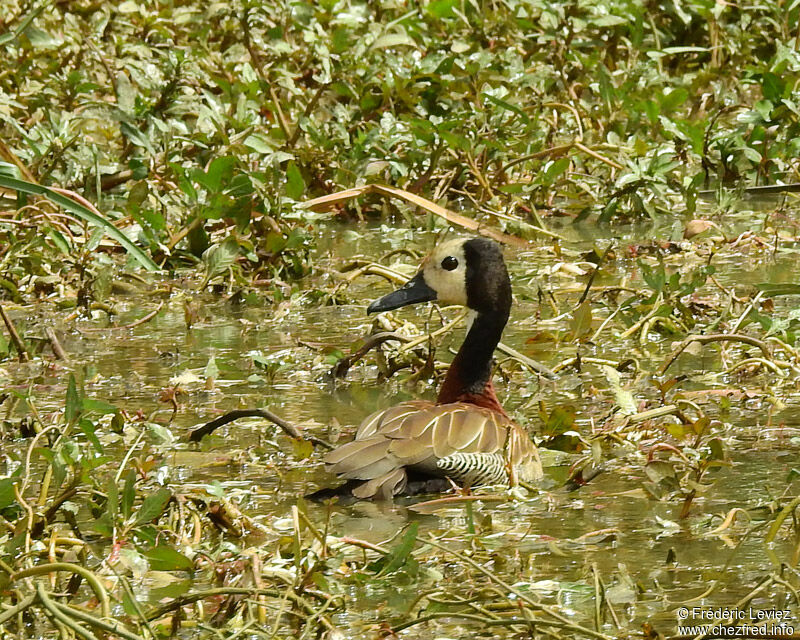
top-left (441, 256), bottom-right (459, 271)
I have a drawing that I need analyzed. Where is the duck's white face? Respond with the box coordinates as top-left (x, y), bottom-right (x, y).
top-left (420, 239), bottom-right (468, 306)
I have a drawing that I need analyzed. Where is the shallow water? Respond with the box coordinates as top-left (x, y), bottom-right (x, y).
top-left (3, 198), bottom-right (800, 637)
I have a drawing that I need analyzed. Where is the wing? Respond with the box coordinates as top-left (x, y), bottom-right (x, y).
top-left (322, 401), bottom-right (542, 498)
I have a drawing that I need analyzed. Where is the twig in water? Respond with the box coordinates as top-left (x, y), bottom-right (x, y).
top-left (408, 494), bottom-right (510, 514)
top-left (0, 303), bottom-right (29, 361)
top-left (189, 408), bottom-right (333, 449)
top-left (496, 342), bottom-right (556, 379)
top-left (726, 357), bottom-right (788, 377)
top-left (698, 183), bottom-right (800, 197)
top-left (399, 309), bottom-right (467, 353)
top-left (659, 333), bottom-right (771, 376)
top-left (79, 302), bottom-right (164, 332)
top-left (574, 141), bottom-right (623, 170)
top-left (330, 332), bottom-right (409, 378)
top-left (730, 291), bottom-right (763, 333)
top-left (45, 326), bottom-right (68, 361)
top-left (579, 242), bottom-right (614, 305)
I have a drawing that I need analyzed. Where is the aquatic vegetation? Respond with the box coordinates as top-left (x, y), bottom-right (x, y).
top-left (2, 1), bottom-right (800, 638)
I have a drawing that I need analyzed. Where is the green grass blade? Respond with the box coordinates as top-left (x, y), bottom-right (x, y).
top-left (0, 2), bottom-right (50, 46)
top-left (0, 175), bottom-right (159, 271)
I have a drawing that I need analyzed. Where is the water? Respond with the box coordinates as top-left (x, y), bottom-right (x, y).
top-left (3, 200), bottom-right (800, 637)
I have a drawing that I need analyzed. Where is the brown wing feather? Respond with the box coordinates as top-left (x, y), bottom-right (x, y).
top-left (323, 438), bottom-right (397, 480)
top-left (446, 410), bottom-right (483, 451)
top-left (457, 410), bottom-right (495, 454)
top-left (388, 436), bottom-right (434, 466)
top-left (355, 401), bottom-right (430, 439)
top-left (352, 468), bottom-right (407, 500)
top-left (475, 416), bottom-right (501, 453)
top-left (324, 401), bottom-right (542, 496)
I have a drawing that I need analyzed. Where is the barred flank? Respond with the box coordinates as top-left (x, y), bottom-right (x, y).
top-left (436, 452), bottom-right (508, 485)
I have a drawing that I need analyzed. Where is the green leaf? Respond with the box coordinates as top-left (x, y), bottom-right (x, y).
top-left (285, 161), bottom-right (306, 200)
top-left (639, 260), bottom-right (666, 292)
top-left (645, 460), bottom-right (678, 484)
top-left (291, 438), bottom-right (314, 460)
top-left (202, 236), bottom-right (240, 280)
top-left (107, 478), bottom-right (118, 521)
top-left (0, 176), bottom-right (159, 271)
top-left (207, 481), bottom-right (225, 498)
top-left (426, 0), bottom-right (457, 17)
top-left (371, 32), bottom-right (416, 49)
top-left (46, 228), bottom-right (71, 255)
top-left (187, 220), bottom-right (208, 256)
top-left (51, 451), bottom-right (67, 494)
top-left (602, 366), bottom-right (637, 415)
top-left (761, 72), bottom-right (785, 102)
top-left (144, 545), bottom-right (194, 571)
top-left (0, 161), bottom-right (20, 179)
top-left (243, 133), bottom-right (274, 154)
top-left (543, 406), bottom-right (577, 436)
top-left (369, 522), bottom-right (418, 576)
top-left (79, 418), bottom-right (103, 453)
top-left (596, 65), bottom-right (616, 110)
top-left (0, 3), bottom-right (48, 46)
top-left (121, 470), bottom-right (136, 520)
top-left (544, 432), bottom-right (583, 452)
top-left (482, 93), bottom-right (530, 123)
top-left (135, 487), bottom-right (172, 525)
top-left (659, 88), bottom-right (688, 113)
top-left (197, 157), bottom-right (236, 193)
top-left (570, 300), bottom-right (593, 340)
top-left (538, 157), bottom-right (570, 184)
top-left (0, 478), bottom-right (16, 510)
top-left (204, 356), bottom-right (219, 380)
top-left (82, 398), bottom-right (119, 415)
top-left (660, 46), bottom-right (709, 54)
top-left (121, 590), bottom-right (139, 617)
top-left (65, 374), bottom-right (81, 425)
top-left (591, 15), bottom-right (629, 26)
top-left (120, 122), bottom-right (153, 152)
top-left (707, 437), bottom-right (726, 461)
top-left (127, 181), bottom-right (149, 212)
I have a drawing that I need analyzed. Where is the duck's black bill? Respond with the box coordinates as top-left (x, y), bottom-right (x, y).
top-left (367, 272), bottom-right (437, 314)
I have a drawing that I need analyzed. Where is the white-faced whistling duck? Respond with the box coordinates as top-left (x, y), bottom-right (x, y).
top-left (308, 237), bottom-right (542, 500)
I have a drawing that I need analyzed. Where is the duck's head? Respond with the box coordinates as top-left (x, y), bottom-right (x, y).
top-left (367, 237), bottom-right (511, 317)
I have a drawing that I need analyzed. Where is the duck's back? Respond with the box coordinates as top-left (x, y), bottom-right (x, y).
top-left (322, 401), bottom-right (542, 499)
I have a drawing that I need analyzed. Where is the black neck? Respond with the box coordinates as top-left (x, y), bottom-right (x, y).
top-left (438, 310), bottom-right (508, 399)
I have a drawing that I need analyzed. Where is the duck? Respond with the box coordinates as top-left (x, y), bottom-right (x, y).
top-left (309, 237), bottom-right (542, 500)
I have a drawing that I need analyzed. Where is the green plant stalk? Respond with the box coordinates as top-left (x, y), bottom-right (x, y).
top-left (36, 422), bottom-right (77, 510)
top-left (12, 563), bottom-right (111, 618)
top-left (766, 496), bottom-right (800, 544)
top-left (37, 583), bottom-right (99, 640)
top-left (0, 176), bottom-right (159, 271)
top-left (0, 3), bottom-right (49, 46)
top-left (103, 563), bottom-right (156, 640)
top-left (0, 594), bottom-right (35, 624)
top-left (51, 599), bottom-right (145, 640)
top-left (417, 536), bottom-right (614, 640)
top-left (145, 587), bottom-right (332, 626)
